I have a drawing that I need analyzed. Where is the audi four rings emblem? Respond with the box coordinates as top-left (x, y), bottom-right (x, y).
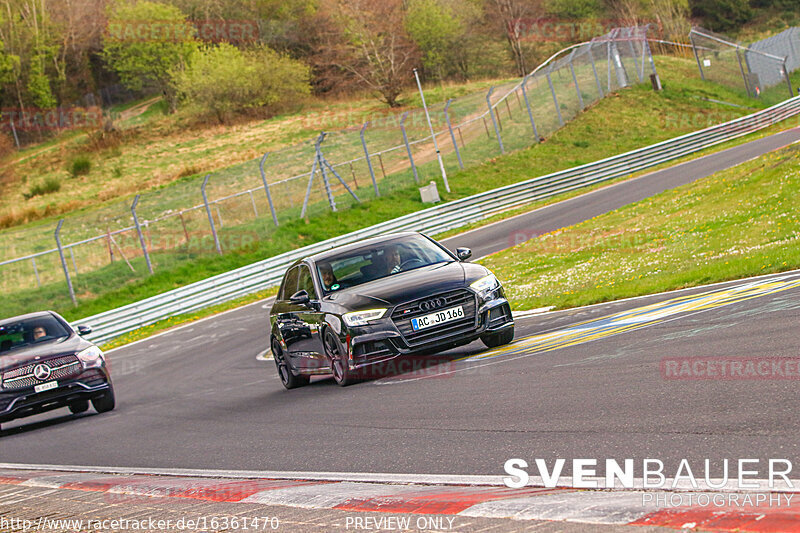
top-left (33, 364), bottom-right (52, 381)
top-left (420, 298), bottom-right (446, 312)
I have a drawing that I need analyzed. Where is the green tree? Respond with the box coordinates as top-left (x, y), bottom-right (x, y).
top-left (689, 0), bottom-right (753, 32)
top-left (547, 0), bottom-right (604, 19)
top-left (26, 45), bottom-right (57, 108)
top-left (102, 1), bottom-right (198, 112)
top-left (405, 0), bottom-right (463, 80)
top-left (0, 40), bottom-right (20, 85)
top-left (173, 43), bottom-right (310, 122)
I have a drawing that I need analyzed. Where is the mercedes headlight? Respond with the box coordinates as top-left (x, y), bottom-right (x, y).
top-left (470, 274), bottom-right (501, 300)
top-left (77, 346), bottom-right (105, 369)
top-left (342, 309), bottom-right (387, 327)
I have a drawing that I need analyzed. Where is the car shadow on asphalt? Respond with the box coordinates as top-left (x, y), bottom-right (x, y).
top-left (0, 411), bottom-right (94, 438)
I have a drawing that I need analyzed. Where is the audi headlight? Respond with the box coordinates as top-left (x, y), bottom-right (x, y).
top-left (470, 274), bottom-right (501, 299)
top-left (342, 309), bottom-right (387, 327)
top-left (77, 346), bottom-right (104, 369)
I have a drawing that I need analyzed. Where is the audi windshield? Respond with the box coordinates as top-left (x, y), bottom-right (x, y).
top-left (315, 234), bottom-right (454, 293)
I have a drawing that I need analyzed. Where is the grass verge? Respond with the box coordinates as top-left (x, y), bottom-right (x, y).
top-left (480, 143), bottom-right (800, 310)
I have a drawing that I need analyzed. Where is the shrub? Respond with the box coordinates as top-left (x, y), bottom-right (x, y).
top-left (690, 0), bottom-right (753, 32)
top-left (23, 177), bottom-right (61, 199)
top-left (173, 43), bottom-right (311, 123)
top-left (68, 155), bottom-right (92, 177)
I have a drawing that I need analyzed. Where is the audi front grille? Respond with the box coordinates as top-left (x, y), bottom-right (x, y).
top-left (391, 289), bottom-right (478, 348)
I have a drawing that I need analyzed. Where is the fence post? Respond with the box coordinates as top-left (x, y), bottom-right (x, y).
top-left (485, 87), bottom-right (504, 154)
top-left (444, 99), bottom-right (463, 169)
top-left (301, 140), bottom-right (320, 219)
top-left (568, 50), bottom-right (585, 109)
top-left (520, 74), bottom-right (540, 141)
top-left (131, 194), bottom-right (154, 273)
top-left (318, 134), bottom-right (360, 205)
top-left (735, 49), bottom-right (752, 97)
top-left (607, 38), bottom-right (613, 91)
top-left (249, 190), bottom-right (258, 217)
top-left (317, 152), bottom-right (336, 212)
top-left (201, 175), bottom-right (222, 255)
top-left (360, 122), bottom-right (380, 197)
top-left (31, 257), bottom-right (41, 288)
top-left (588, 43), bottom-right (604, 98)
top-left (783, 58), bottom-right (794, 97)
top-left (400, 112), bottom-right (419, 183)
top-left (69, 247), bottom-right (78, 277)
top-left (690, 31), bottom-right (705, 81)
top-left (645, 38), bottom-right (658, 78)
top-left (9, 115), bottom-right (20, 149)
top-left (640, 33), bottom-right (648, 79)
top-left (628, 35), bottom-right (643, 82)
top-left (546, 69), bottom-right (565, 126)
top-left (54, 220), bottom-right (77, 306)
top-left (259, 152), bottom-right (279, 227)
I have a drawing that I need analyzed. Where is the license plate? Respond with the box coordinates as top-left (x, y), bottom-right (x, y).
top-left (411, 306), bottom-right (464, 331)
top-left (34, 381), bottom-right (58, 393)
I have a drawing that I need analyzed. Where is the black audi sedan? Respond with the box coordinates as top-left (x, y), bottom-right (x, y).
top-left (0, 311), bottom-right (115, 430)
top-left (269, 232), bottom-right (514, 387)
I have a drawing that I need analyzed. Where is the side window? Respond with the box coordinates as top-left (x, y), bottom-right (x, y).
top-left (280, 267), bottom-right (299, 300)
top-left (297, 265), bottom-right (318, 300)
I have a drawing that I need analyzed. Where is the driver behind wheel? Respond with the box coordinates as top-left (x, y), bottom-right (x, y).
top-left (32, 325), bottom-right (47, 341)
top-left (318, 261), bottom-right (338, 290)
top-left (384, 244), bottom-right (403, 274)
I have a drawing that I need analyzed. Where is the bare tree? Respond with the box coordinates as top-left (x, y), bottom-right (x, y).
top-left (487, 0), bottom-right (542, 77)
top-left (320, 0), bottom-right (419, 107)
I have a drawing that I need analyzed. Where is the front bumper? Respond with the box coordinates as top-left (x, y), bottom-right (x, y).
top-left (346, 294), bottom-right (514, 370)
top-left (0, 368), bottom-right (112, 423)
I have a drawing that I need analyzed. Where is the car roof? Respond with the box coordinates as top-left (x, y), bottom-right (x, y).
top-left (0, 311), bottom-right (58, 327)
top-left (304, 232), bottom-right (425, 264)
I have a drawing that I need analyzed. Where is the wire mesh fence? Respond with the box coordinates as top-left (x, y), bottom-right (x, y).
top-left (1, 26), bottom-right (656, 308)
top-left (690, 27), bottom-right (796, 99)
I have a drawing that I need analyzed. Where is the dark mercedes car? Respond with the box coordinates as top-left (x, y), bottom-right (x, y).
top-left (0, 311), bottom-right (115, 430)
top-left (269, 232), bottom-right (514, 387)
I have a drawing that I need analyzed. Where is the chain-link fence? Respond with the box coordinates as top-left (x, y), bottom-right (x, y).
top-left (690, 27), bottom-right (796, 99)
top-left (1, 26), bottom-right (655, 308)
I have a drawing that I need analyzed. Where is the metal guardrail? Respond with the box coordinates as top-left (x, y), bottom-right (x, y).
top-left (78, 96), bottom-right (800, 345)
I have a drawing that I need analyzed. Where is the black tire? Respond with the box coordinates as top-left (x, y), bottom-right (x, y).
top-left (324, 330), bottom-right (358, 386)
top-left (91, 385), bottom-right (115, 413)
top-left (272, 338), bottom-right (310, 390)
top-left (481, 327), bottom-right (514, 348)
top-left (68, 400), bottom-right (90, 414)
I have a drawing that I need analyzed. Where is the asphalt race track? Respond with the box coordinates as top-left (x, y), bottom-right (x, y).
top-left (2, 128), bottom-right (800, 479)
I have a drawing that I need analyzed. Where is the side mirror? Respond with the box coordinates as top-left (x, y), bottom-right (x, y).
top-left (289, 290), bottom-right (311, 306)
top-left (76, 325), bottom-right (93, 336)
top-left (456, 248), bottom-right (472, 261)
